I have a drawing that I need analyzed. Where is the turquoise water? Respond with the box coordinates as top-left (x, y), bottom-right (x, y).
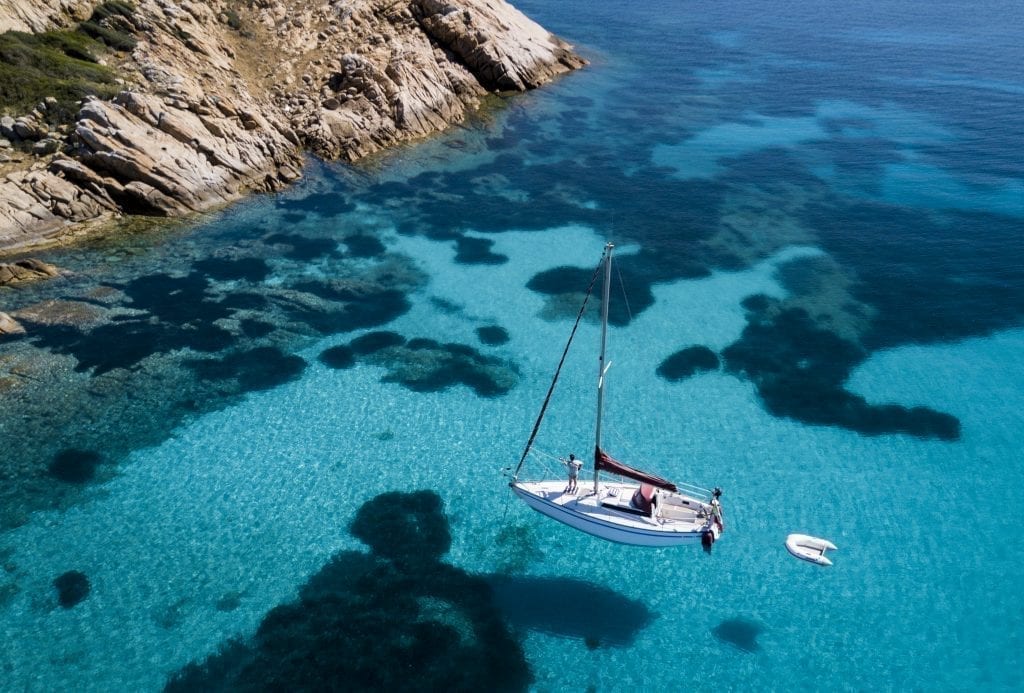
top-left (2, 0), bottom-right (1023, 689)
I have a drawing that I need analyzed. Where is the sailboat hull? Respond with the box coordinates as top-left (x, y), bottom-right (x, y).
top-left (511, 481), bottom-right (716, 548)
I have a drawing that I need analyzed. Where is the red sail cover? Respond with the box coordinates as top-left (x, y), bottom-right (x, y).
top-left (594, 448), bottom-right (678, 492)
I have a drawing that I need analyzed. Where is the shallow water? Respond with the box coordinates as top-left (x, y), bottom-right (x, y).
top-left (2, 0), bottom-right (1023, 689)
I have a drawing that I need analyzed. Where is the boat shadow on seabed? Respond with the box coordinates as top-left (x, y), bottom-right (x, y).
top-left (165, 490), bottom-right (654, 691)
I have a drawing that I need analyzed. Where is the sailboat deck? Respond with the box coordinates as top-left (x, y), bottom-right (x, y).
top-left (512, 480), bottom-right (714, 539)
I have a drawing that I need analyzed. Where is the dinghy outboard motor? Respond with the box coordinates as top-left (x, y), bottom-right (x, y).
top-left (702, 529), bottom-right (715, 553)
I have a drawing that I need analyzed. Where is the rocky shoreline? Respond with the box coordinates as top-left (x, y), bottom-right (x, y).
top-left (0, 0), bottom-right (585, 254)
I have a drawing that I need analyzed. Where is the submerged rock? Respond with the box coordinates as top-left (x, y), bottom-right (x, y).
top-left (657, 345), bottom-right (720, 381)
top-left (476, 325), bottom-right (509, 346)
top-left (53, 570), bottom-right (90, 608)
top-left (48, 449), bottom-right (102, 484)
top-left (0, 258), bottom-right (61, 286)
top-left (0, 311), bottom-right (25, 335)
top-left (167, 491), bottom-right (533, 691)
top-left (712, 617), bottom-right (764, 653)
top-left (11, 299), bottom-right (106, 329)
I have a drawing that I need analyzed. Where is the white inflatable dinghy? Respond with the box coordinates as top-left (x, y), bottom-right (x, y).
top-left (786, 534), bottom-right (837, 566)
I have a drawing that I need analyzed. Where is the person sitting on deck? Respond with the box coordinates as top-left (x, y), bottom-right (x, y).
top-left (630, 483), bottom-right (657, 517)
top-left (564, 453), bottom-right (583, 494)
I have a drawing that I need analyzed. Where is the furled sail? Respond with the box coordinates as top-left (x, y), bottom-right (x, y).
top-left (594, 448), bottom-right (678, 492)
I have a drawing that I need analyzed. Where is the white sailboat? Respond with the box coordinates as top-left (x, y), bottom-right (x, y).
top-left (509, 243), bottom-right (724, 548)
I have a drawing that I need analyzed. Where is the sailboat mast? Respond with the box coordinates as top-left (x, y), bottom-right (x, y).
top-left (593, 242), bottom-right (613, 493)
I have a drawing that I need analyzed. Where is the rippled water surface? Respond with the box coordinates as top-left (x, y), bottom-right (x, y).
top-left (1, 0), bottom-right (1022, 689)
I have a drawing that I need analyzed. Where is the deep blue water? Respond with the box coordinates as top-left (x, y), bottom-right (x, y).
top-left (1, 0), bottom-right (1023, 689)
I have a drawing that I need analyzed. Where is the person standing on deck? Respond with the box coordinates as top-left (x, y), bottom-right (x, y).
top-left (565, 453), bottom-right (583, 494)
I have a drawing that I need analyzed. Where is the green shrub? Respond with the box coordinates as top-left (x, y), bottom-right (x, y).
top-left (0, 0), bottom-right (137, 121)
top-left (79, 1), bottom-right (138, 51)
top-left (92, 1), bottom-right (136, 21)
top-left (33, 32), bottom-right (100, 63)
top-left (225, 9), bottom-right (243, 30)
top-left (78, 21), bottom-right (136, 51)
top-left (0, 31), bottom-right (118, 120)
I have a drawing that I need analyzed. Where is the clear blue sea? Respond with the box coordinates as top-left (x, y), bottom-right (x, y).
top-left (1, 0), bottom-right (1023, 689)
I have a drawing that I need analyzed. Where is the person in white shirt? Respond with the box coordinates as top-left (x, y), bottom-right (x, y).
top-left (565, 453), bottom-right (583, 494)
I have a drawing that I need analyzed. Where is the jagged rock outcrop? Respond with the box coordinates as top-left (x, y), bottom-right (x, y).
top-left (0, 258), bottom-right (61, 285)
top-left (0, 311), bottom-right (25, 335)
top-left (0, 167), bottom-right (120, 244)
top-left (414, 0), bottom-right (584, 90)
top-left (69, 91), bottom-right (302, 215)
top-left (283, 0), bottom-right (585, 161)
top-left (0, 0), bottom-right (94, 33)
top-left (0, 0), bottom-right (585, 254)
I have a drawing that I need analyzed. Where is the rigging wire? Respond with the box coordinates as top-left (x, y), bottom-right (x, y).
top-left (500, 485), bottom-right (512, 523)
top-left (604, 418), bottom-right (648, 469)
top-left (605, 259), bottom-right (639, 459)
top-left (523, 446), bottom-right (573, 478)
top-left (528, 446), bottom-right (566, 465)
top-left (601, 262), bottom-right (667, 469)
top-left (615, 261), bottom-right (634, 324)
top-left (512, 248), bottom-right (608, 479)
